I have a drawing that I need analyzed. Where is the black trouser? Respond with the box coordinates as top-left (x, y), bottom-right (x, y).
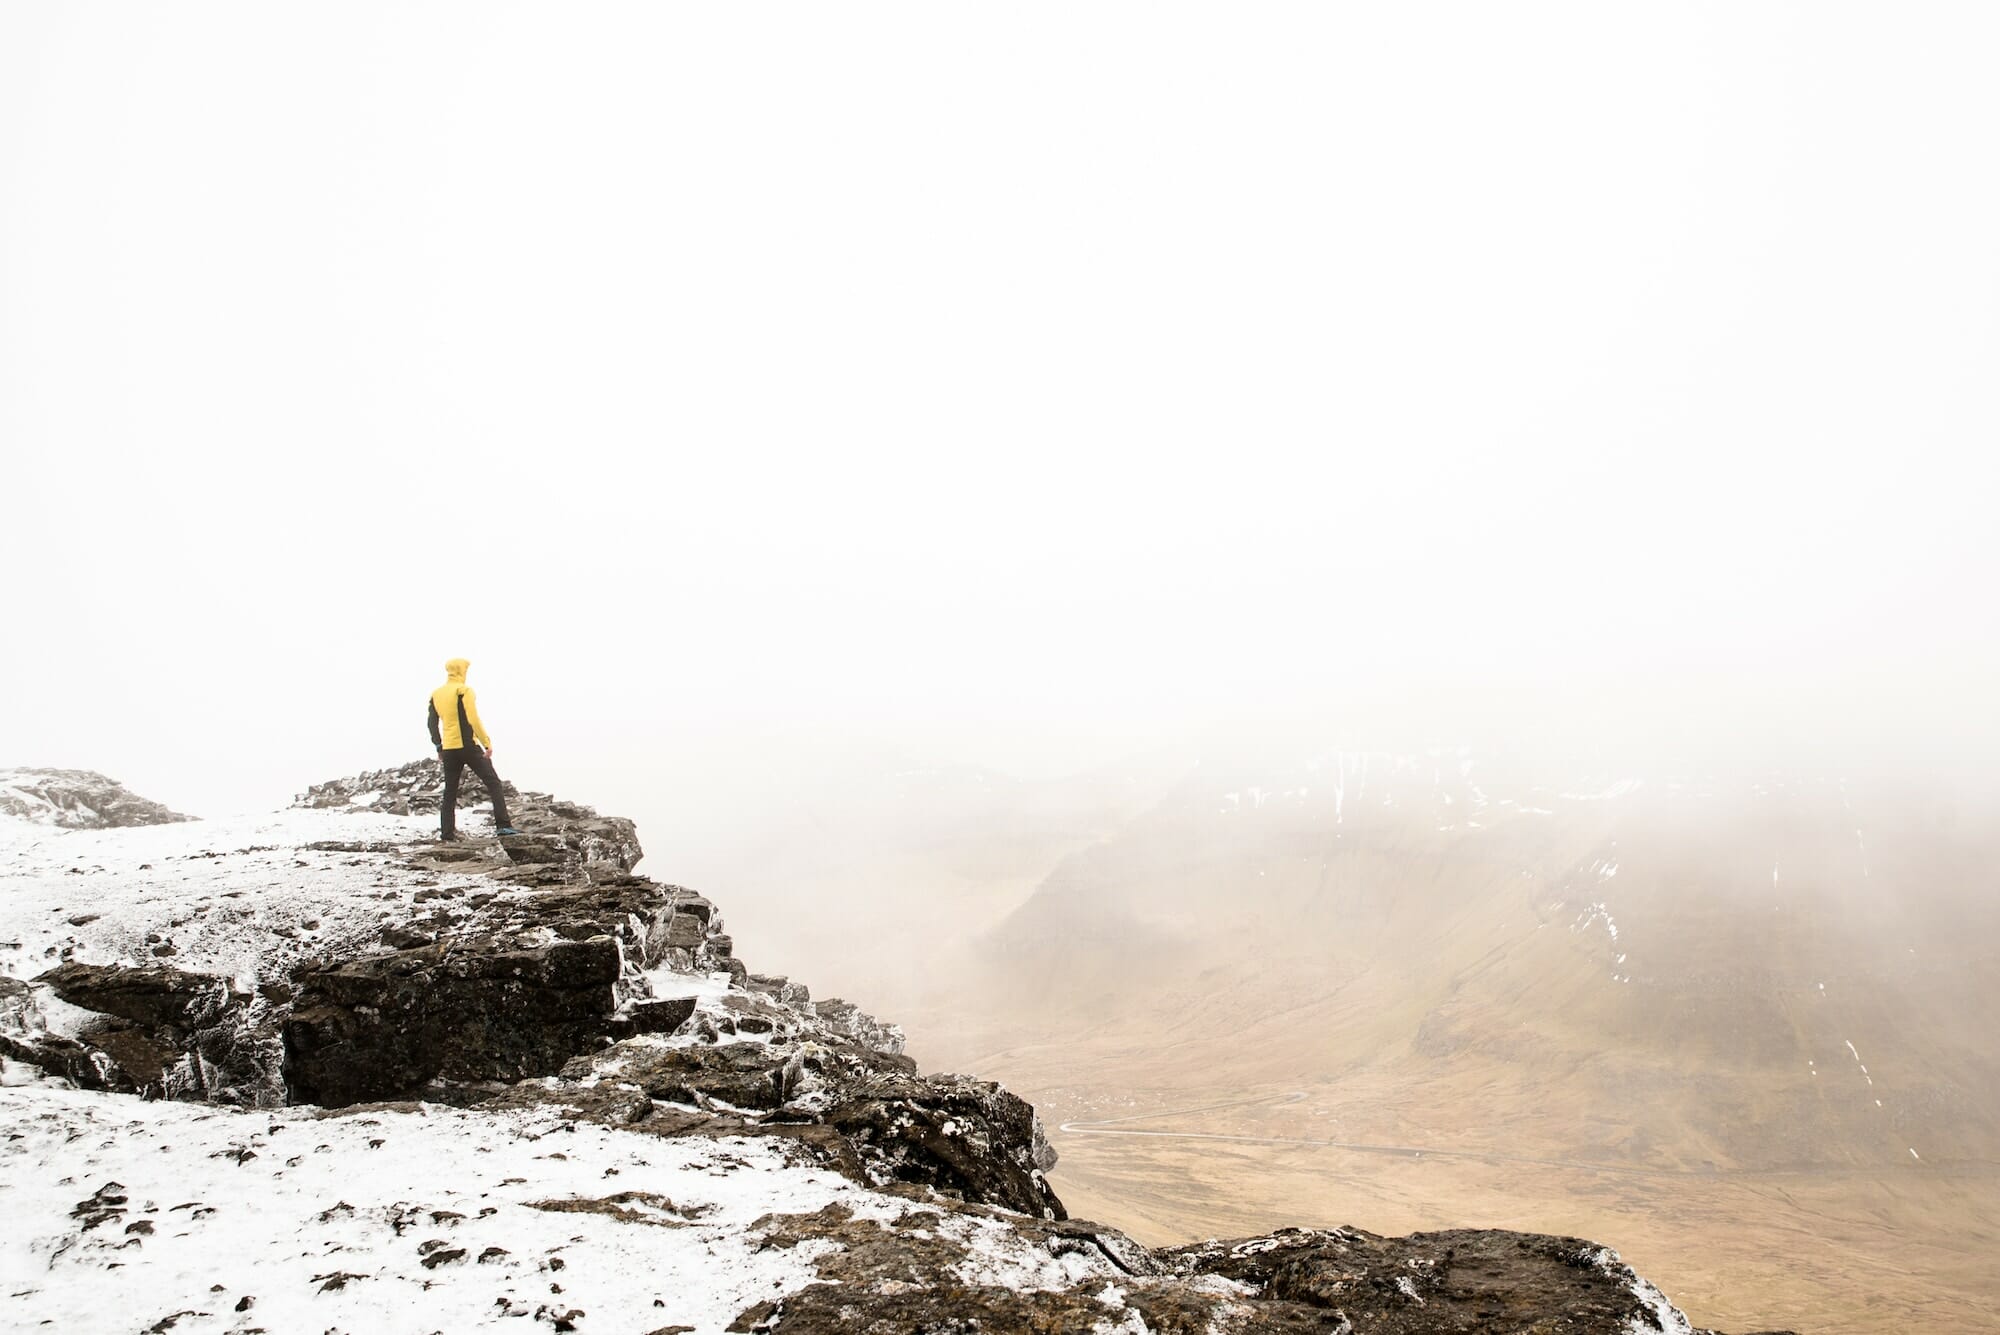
top-left (440, 747), bottom-right (512, 837)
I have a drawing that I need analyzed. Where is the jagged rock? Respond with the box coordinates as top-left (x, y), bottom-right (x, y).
top-left (746, 973), bottom-right (809, 1006)
top-left (11, 963), bottom-right (269, 1102)
top-left (662, 913), bottom-right (706, 950)
top-left (500, 834), bottom-right (565, 864)
top-left (724, 1202), bottom-right (1789, 1335)
top-left (0, 1028), bottom-right (121, 1093)
top-left (1, 973), bottom-right (42, 1027)
top-left (727, 1203), bottom-right (1355, 1335)
top-left (733, 1282), bottom-right (1126, 1334)
top-left (282, 936), bottom-right (620, 1105)
top-left (37, 962), bottom-right (243, 1031)
top-left (607, 997), bottom-right (697, 1037)
top-left (728, 1201), bottom-right (1133, 1334)
top-left (811, 997), bottom-right (907, 1057)
top-left (820, 1068), bottom-right (1063, 1219)
top-left (295, 760), bottom-right (520, 816)
top-left (1163, 1225), bottom-right (1758, 1334)
top-left (522, 1028), bottom-right (1056, 1218)
top-left (0, 768), bottom-right (195, 829)
top-left (720, 993), bottom-right (794, 1038)
top-left (2, 975), bottom-right (137, 1092)
top-left (0, 764), bottom-right (1069, 1218)
top-left (614, 1041), bottom-right (806, 1111)
top-left (494, 1078), bottom-right (661, 1125)
top-left (277, 848), bottom-right (733, 1107)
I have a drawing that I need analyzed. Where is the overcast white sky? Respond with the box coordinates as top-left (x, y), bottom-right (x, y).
top-left (4, 3), bottom-right (1996, 820)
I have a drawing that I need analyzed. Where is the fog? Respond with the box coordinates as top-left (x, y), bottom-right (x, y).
top-left (7, 19), bottom-right (1999, 1327)
top-left (5, 3), bottom-right (1997, 840)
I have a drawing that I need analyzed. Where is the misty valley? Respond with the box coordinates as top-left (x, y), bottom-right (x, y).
top-left (709, 749), bottom-right (2000, 1334)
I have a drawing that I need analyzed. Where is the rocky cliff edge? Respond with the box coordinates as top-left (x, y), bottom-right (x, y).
top-left (0, 763), bottom-right (1797, 1333)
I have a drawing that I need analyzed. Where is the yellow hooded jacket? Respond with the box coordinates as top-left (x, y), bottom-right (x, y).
top-left (427, 658), bottom-right (493, 752)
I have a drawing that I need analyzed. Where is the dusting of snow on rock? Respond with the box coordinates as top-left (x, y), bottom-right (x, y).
top-left (0, 1084), bottom-right (1118, 1334)
top-left (0, 806), bottom-right (483, 994)
top-left (1592, 1246), bottom-right (1697, 1334)
top-left (0, 769), bottom-right (194, 830)
top-left (0, 762), bottom-right (1769, 1335)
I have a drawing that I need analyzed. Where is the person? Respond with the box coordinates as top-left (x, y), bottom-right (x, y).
top-left (426, 657), bottom-right (520, 840)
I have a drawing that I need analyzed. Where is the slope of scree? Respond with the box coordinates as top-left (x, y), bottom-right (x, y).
top-left (0, 761), bottom-right (1799, 1334)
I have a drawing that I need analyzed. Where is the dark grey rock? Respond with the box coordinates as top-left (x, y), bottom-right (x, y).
top-left (609, 997), bottom-right (697, 1037)
top-left (11, 962), bottom-right (270, 1102)
top-left (282, 935), bottom-right (620, 1106)
top-left (662, 913), bottom-right (706, 950)
top-left (36, 961), bottom-right (244, 1030)
top-left (1159, 1225), bottom-right (1781, 1334)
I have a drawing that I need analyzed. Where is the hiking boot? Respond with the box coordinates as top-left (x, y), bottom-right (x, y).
top-left (496, 827), bottom-right (523, 837)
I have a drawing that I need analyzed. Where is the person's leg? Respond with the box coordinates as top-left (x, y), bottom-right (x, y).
top-left (465, 749), bottom-right (514, 831)
top-left (439, 749), bottom-right (467, 838)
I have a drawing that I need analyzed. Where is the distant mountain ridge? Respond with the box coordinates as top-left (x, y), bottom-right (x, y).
top-left (979, 751), bottom-right (2000, 1169)
top-left (0, 767), bottom-right (194, 829)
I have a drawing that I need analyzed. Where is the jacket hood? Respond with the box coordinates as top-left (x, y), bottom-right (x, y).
top-left (444, 658), bottom-right (470, 682)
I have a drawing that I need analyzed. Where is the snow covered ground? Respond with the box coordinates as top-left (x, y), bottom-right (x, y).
top-left (0, 805), bottom-right (1119, 1333)
top-left (1, 808), bottom-right (503, 997)
top-left (0, 1082), bottom-right (1115, 1333)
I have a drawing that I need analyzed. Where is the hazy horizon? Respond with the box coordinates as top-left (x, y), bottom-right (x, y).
top-left (5, 2), bottom-right (1997, 827)
top-left (6, 11), bottom-right (1999, 1331)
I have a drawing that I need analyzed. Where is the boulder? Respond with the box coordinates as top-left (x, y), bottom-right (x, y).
top-left (1163, 1225), bottom-right (1760, 1334)
top-left (662, 913), bottom-right (707, 950)
top-left (821, 1069), bottom-right (1063, 1219)
top-left (526, 1027), bottom-right (1057, 1219)
top-left (746, 973), bottom-right (809, 1006)
top-left (812, 997), bottom-right (907, 1056)
top-left (616, 1041), bottom-right (806, 1112)
top-left (37, 962), bottom-right (243, 1030)
top-left (608, 997), bottom-right (698, 1037)
top-left (15, 963), bottom-right (266, 1103)
top-left (282, 935), bottom-right (620, 1106)
top-left (499, 834), bottom-right (565, 864)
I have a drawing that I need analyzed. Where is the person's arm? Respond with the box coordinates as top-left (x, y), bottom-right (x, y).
top-left (427, 700), bottom-right (442, 750)
top-left (463, 688), bottom-right (493, 752)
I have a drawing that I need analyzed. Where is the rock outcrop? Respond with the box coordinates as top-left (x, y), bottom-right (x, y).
top-left (0, 768), bottom-right (194, 828)
top-left (2, 962), bottom-right (268, 1101)
top-left (0, 761), bottom-right (1799, 1334)
top-left (43, 961), bottom-right (260, 1093)
top-left (717, 1210), bottom-right (1792, 1334)
top-left (295, 756), bottom-right (516, 817)
top-left (283, 932), bottom-right (623, 1105)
